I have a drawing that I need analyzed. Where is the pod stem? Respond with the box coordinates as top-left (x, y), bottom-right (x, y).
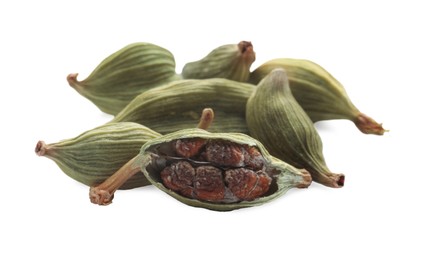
top-left (90, 155), bottom-right (143, 205)
top-left (89, 108), bottom-right (215, 205)
top-left (354, 112), bottom-right (387, 135)
top-left (197, 108), bottom-right (214, 130)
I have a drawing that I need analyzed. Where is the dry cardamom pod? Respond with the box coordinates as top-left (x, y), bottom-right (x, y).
top-left (35, 122), bottom-right (162, 189)
top-left (249, 58), bottom-right (386, 135)
top-left (90, 128), bottom-right (312, 211)
top-left (181, 41), bottom-right (256, 82)
top-left (246, 68), bottom-right (344, 188)
top-left (67, 42), bottom-right (179, 115)
top-left (111, 78), bottom-right (256, 134)
top-left (36, 108), bottom-right (213, 196)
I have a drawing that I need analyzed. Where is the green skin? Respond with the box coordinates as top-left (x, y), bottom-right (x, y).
top-left (36, 122), bottom-right (161, 189)
top-left (109, 59), bottom-right (384, 138)
top-left (111, 78), bottom-right (256, 135)
top-left (246, 68), bottom-right (345, 188)
top-left (249, 58), bottom-right (385, 135)
top-left (181, 41), bottom-right (256, 83)
top-left (68, 42), bottom-right (178, 115)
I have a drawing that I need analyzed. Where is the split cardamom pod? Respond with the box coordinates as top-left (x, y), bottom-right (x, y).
top-left (35, 122), bottom-right (162, 189)
top-left (90, 128), bottom-right (312, 211)
top-left (111, 78), bottom-right (256, 134)
top-left (246, 68), bottom-right (345, 188)
top-left (67, 42), bottom-right (179, 115)
top-left (181, 41), bottom-right (256, 82)
top-left (249, 58), bottom-right (386, 135)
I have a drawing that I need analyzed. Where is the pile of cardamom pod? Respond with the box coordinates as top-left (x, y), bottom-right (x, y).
top-left (35, 41), bottom-right (385, 211)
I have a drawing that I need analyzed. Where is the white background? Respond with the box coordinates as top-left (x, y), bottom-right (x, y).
top-left (1, 0), bottom-right (431, 259)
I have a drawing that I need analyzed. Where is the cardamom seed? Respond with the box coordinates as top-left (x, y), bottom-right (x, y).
top-left (35, 122), bottom-right (161, 189)
top-left (181, 41), bottom-right (255, 82)
top-left (249, 58), bottom-right (386, 135)
top-left (246, 68), bottom-right (344, 188)
top-left (67, 42), bottom-right (179, 115)
top-left (111, 78), bottom-right (256, 134)
top-left (90, 125), bottom-right (312, 211)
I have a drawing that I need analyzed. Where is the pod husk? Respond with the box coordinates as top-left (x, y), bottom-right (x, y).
top-left (138, 128), bottom-right (311, 211)
top-left (249, 58), bottom-right (385, 135)
top-left (36, 122), bottom-right (161, 189)
top-left (182, 41), bottom-right (255, 82)
top-left (246, 69), bottom-right (344, 188)
top-left (111, 78), bottom-right (256, 134)
top-left (68, 42), bottom-right (179, 115)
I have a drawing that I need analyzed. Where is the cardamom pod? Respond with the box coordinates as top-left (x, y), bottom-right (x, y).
top-left (111, 78), bottom-right (256, 134)
top-left (35, 122), bottom-right (161, 189)
top-left (249, 58), bottom-right (386, 135)
top-left (90, 128), bottom-right (312, 211)
top-left (67, 42), bottom-right (179, 115)
top-left (246, 68), bottom-right (344, 188)
top-left (181, 41), bottom-right (256, 82)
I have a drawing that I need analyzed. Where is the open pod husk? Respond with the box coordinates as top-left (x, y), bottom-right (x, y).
top-left (90, 127), bottom-right (311, 211)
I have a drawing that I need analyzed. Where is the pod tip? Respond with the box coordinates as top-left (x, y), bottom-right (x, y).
top-left (337, 175), bottom-right (345, 187)
top-left (328, 173), bottom-right (345, 188)
top-left (355, 113), bottom-right (387, 135)
top-left (318, 172), bottom-right (345, 188)
top-left (67, 73), bottom-right (81, 89)
top-left (238, 41), bottom-right (255, 64)
top-left (35, 141), bottom-right (47, 156)
top-left (238, 41), bottom-right (253, 53)
top-left (296, 169), bottom-right (313, 188)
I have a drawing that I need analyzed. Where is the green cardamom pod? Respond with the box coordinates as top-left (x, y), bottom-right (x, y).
top-left (246, 68), bottom-right (344, 188)
top-left (249, 58), bottom-right (386, 135)
top-left (90, 128), bottom-right (312, 211)
top-left (67, 42), bottom-right (179, 115)
top-left (35, 122), bottom-right (162, 189)
top-left (111, 78), bottom-right (256, 134)
top-left (181, 41), bottom-right (256, 82)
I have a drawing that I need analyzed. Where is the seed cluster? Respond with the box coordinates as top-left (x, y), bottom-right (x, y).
top-left (159, 138), bottom-right (272, 203)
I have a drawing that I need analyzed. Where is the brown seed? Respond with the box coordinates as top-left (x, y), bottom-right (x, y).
top-left (194, 166), bottom-right (225, 202)
top-left (173, 138), bottom-right (206, 158)
top-left (161, 161), bottom-right (195, 198)
top-left (225, 168), bottom-right (271, 201)
top-left (204, 140), bottom-right (245, 167)
top-left (243, 146), bottom-right (265, 170)
top-left (248, 170), bottom-right (272, 200)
